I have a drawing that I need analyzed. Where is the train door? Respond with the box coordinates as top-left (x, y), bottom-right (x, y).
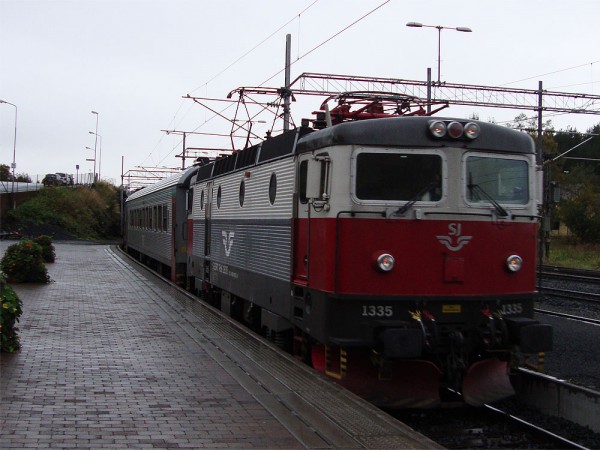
top-left (294, 153), bottom-right (332, 290)
top-left (293, 157), bottom-right (310, 284)
top-left (294, 154), bottom-right (329, 283)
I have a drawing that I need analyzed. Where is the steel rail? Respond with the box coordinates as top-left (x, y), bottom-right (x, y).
top-left (539, 286), bottom-right (600, 303)
top-left (535, 308), bottom-right (600, 326)
top-left (482, 403), bottom-right (588, 449)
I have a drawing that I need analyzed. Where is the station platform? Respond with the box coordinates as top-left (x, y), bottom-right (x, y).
top-left (0, 242), bottom-right (440, 449)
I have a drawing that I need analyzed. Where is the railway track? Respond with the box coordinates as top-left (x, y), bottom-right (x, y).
top-left (512, 368), bottom-right (600, 435)
top-left (538, 287), bottom-right (600, 303)
top-left (482, 403), bottom-right (587, 449)
top-left (537, 265), bottom-right (600, 304)
top-left (397, 369), bottom-right (600, 448)
top-left (536, 308), bottom-right (600, 326)
top-left (397, 402), bottom-right (590, 449)
top-left (538, 266), bottom-right (600, 284)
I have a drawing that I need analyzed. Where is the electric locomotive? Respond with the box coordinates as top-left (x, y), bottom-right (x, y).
top-left (126, 105), bottom-right (553, 408)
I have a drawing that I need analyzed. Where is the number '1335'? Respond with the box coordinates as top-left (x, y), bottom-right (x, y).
top-left (361, 305), bottom-right (393, 317)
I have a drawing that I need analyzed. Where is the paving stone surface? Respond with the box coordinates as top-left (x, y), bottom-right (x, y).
top-left (0, 243), bottom-right (302, 449)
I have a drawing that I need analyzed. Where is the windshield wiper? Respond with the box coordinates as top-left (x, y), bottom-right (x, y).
top-left (468, 174), bottom-right (508, 217)
top-left (395, 181), bottom-right (438, 216)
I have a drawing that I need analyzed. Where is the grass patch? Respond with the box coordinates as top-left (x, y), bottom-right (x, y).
top-left (5, 181), bottom-right (121, 240)
top-left (546, 236), bottom-right (600, 270)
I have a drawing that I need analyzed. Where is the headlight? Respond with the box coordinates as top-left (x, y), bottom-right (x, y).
top-left (506, 255), bottom-right (523, 272)
top-left (376, 253), bottom-right (395, 272)
top-left (428, 120), bottom-right (447, 138)
top-left (428, 120), bottom-right (481, 140)
top-left (464, 122), bottom-right (481, 139)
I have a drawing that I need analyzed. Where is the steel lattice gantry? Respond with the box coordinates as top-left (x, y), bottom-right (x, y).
top-left (290, 72), bottom-right (600, 115)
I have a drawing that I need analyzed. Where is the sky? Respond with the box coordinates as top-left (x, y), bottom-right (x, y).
top-left (1, 0), bottom-right (599, 186)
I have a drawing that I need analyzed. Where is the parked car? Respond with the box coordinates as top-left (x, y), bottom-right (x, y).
top-left (55, 173), bottom-right (69, 185)
top-left (42, 173), bottom-right (60, 187)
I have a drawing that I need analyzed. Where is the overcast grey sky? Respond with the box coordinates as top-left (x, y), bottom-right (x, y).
top-left (1, 0), bottom-right (599, 185)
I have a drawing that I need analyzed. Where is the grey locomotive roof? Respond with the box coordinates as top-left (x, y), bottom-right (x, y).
top-left (296, 116), bottom-right (535, 154)
top-left (126, 166), bottom-right (197, 202)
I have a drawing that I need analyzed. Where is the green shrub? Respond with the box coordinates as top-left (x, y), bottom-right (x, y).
top-left (0, 274), bottom-right (23, 352)
top-left (33, 235), bottom-right (56, 263)
top-left (1, 240), bottom-right (50, 283)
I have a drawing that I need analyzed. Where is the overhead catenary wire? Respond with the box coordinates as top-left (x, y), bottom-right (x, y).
top-left (188, 0), bottom-right (319, 95)
top-left (151, 0), bottom-right (393, 170)
top-left (500, 60), bottom-right (600, 87)
top-left (146, 1), bottom-right (321, 170)
top-left (259, 0), bottom-right (391, 87)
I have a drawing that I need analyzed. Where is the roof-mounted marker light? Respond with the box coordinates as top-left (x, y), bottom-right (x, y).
top-left (464, 122), bottom-right (481, 140)
top-left (429, 120), bottom-right (447, 138)
top-left (447, 121), bottom-right (464, 139)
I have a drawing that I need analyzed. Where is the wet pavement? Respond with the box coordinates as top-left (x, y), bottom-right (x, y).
top-left (1, 243), bottom-right (302, 449)
top-left (0, 242), bottom-right (438, 449)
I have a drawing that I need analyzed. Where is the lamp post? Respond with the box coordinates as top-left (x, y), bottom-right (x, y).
top-left (0, 99), bottom-right (17, 207)
top-left (89, 131), bottom-right (102, 180)
top-left (406, 22), bottom-right (472, 84)
top-left (91, 111), bottom-right (99, 182)
top-left (85, 147), bottom-right (96, 185)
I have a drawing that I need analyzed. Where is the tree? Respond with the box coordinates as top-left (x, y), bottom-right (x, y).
top-left (0, 164), bottom-right (11, 181)
top-left (559, 165), bottom-right (600, 242)
top-left (0, 164), bottom-right (32, 182)
top-left (14, 173), bottom-right (32, 183)
top-left (554, 124), bottom-right (600, 243)
top-left (507, 113), bottom-right (558, 159)
top-left (555, 123), bottom-right (600, 176)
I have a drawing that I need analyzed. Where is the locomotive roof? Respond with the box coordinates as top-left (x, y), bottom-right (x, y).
top-left (296, 116), bottom-right (535, 154)
top-left (126, 166), bottom-right (197, 202)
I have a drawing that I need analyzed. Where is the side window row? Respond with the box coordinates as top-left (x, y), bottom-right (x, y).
top-left (128, 204), bottom-right (169, 232)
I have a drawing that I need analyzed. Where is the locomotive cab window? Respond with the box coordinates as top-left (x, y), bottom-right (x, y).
top-left (466, 156), bottom-right (529, 205)
top-left (355, 151), bottom-right (442, 201)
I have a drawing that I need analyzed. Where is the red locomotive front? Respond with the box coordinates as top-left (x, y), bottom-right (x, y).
top-left (292, 117), bottom-right (552, 407)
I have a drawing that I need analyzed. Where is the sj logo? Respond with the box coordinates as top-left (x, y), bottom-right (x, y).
top-left (436, 223), bottom-right (472, 252)
top-left (222, 231), bottom-right (235, 256)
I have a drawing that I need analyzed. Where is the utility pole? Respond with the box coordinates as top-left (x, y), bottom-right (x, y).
top-left (283, 34), bottom-right (292, 132)
top-left (537, 81), bottom-right (551, 263)
top-left (0, 99), bottom-right (17, 208)
top-left (162, 129), bottom-right (211, 169)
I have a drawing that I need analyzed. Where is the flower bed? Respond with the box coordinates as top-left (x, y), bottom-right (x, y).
top-left (0, 275), bottom-right (23, 352)
top-left (1, 239), bottom-right (50, 283)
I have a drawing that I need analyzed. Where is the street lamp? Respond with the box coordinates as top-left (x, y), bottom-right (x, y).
top-left (0, 99), bottom-right (17, 207)
top-left (406, 22), bottom-right (472, 84)
top-left (89, 131), bottom-right (102, 180)
top-left (85, 146), bottom-right (95, 185)
top-left (91, 111), bottom-right (99, 182)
